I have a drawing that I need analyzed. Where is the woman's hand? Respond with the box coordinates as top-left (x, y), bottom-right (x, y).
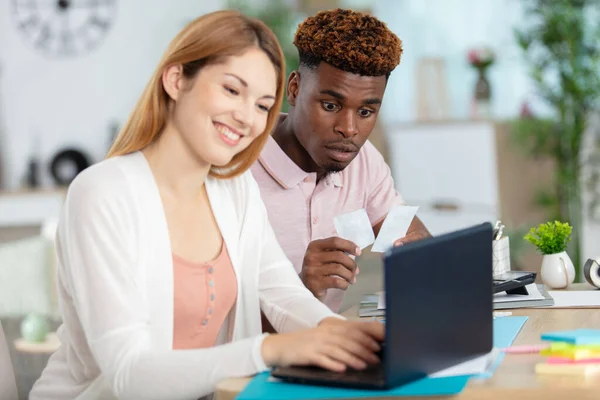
top-left (261, 318), bottom-right (384, 372)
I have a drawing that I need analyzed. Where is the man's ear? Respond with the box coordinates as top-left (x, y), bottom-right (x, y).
top-left (162, 64), bottom-right (184, 101)
top-left (287, 70), bottom-right (300, 107)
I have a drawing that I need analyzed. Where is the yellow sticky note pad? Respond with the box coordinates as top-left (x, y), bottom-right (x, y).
top-left (541, 342), bottom-right (600, 360)
top-left (535, 362), bottom-right (600, 376)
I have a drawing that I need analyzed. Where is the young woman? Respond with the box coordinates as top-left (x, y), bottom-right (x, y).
top-left (29, 10), bottom-right (383, 400)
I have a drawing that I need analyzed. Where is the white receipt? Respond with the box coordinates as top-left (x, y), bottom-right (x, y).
top-left (334, 208), bottom-right (375, 250)
top-left (371, 205), bottom-right (419, 253)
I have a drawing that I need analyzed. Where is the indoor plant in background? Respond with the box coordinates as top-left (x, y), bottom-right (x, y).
top-left (524, 221), bottom-right (575, 289)
top-left (512, 0), bottom-right (600, 281)
top-left (228, 0), bottom-right (301, 113)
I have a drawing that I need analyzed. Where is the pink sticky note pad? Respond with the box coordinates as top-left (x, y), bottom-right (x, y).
top-left (501, 344), bottom-right (549, 354)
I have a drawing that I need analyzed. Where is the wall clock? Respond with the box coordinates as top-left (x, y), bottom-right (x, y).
top-left (11, 0), bottom-right (117, 58)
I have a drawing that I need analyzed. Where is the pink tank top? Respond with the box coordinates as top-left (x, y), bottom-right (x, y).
top-left (172, 242), bottom-right (237, 349)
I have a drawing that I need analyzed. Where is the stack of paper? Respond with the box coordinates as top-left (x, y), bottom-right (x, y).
top-left (548, 290), bottom-right (600, 308)
top-left (536, 329), bottom-right (600, 376)
top-left (493, 284), bottom-right (554, 309)
top-left (358, 293), bottom-right (385, 318)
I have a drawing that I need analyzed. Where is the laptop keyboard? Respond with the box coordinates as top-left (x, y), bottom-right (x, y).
top-left (313, 363), bottom-right (385, 384)
top-left (273, 345), bottom-right (387, 387)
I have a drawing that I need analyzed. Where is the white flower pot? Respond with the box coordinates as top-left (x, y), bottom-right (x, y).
top-left (541, 251), bottom-right (576, 289)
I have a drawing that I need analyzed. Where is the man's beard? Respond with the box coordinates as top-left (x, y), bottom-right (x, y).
top-left (324, 162), bottom-right (345, 175)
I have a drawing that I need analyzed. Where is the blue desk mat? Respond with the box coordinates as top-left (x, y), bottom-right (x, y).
top-left (477, 316), bottom-right (528, 379)
top-left (236, 373), bottom-right (470, 399)
top-left (236, 316), bottom-right (528, 400)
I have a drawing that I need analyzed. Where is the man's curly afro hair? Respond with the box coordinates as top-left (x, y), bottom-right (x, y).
top-left (293, 8), bottom-right (403, 77)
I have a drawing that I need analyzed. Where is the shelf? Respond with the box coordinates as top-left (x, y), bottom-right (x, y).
top-left (0, 189), bottom-right (65, 227)
top-left (0, 187), bottom-right (66, 197)
top-left (13, 332), bottom-right (60, 354)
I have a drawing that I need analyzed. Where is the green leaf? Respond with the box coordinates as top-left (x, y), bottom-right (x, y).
top-left (515, 29), bottom-right (532, 51)
top-left (227, 0), bottom-right (301, 112)
top-left (524, 221), bottom-right (573, 255)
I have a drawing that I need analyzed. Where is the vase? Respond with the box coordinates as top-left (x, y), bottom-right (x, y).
top-left (20, 313), bottom-right (49, 342)
top-left (540, 251), bottom-right (576, 289)
top-left (472, 67), bottom-right (492, 118)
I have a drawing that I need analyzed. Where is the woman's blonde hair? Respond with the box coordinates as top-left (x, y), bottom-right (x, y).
top-left (106, 10), bottom-right (285, 178)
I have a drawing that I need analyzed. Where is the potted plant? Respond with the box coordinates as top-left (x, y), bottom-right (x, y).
top-left (512, 0), bottom-right (600, 281)
top-left (524, 221), bottom-right (575, 289)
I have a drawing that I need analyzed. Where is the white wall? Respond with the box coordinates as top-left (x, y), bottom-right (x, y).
top-left (0, 0), bottom-right (563, 190)
top-left (367, 0), bottom-right (600, 267)
top-left (371, 0), bottom-right (550, 126)
top-left (0, 1), bottom-right (223, 190)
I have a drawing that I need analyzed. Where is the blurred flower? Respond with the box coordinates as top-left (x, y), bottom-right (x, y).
top-left (520, 101), bottom-right (534, 118)
top-left (467, 47), bottom-right (495, 69)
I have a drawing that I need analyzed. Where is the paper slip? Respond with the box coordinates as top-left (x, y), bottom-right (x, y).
top-left (334, 208), bottom-right (375, 250)
top-left (371, 205), bottom-right (419, 253)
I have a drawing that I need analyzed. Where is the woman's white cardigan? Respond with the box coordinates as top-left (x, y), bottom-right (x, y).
top-left (30, 152), bottom-right (337, 400)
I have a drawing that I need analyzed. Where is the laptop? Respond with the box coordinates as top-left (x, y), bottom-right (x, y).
top-left (271, 222), bottom-right (494, 390)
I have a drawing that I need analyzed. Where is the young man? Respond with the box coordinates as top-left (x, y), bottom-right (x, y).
top-left (251, 8), bottom-right (431, 313)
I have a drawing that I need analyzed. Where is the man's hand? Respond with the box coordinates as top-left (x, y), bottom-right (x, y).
top-left (374, 215), bottom-right (431, 248)
top-left (299, 237), bottom-right (361, 299)
top-left (393, 229), bottom-right (430, 246)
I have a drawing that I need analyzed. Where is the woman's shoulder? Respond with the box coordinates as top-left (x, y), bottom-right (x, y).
top-left (66, 152), bottom-right (145, 206)
top-left (210, 170), bottom-right (260, 200)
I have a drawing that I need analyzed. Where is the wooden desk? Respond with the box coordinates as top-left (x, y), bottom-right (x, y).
top-left (216, 285), bottom-right (600, 400)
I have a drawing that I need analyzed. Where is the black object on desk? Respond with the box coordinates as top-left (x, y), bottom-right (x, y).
top-left (493, 271), bottom-right (536, 295)
top-left (272, 222), bottom-right (493, 390)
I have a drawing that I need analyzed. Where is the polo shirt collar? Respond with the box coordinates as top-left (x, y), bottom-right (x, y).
top-left (258, 136), bottom-right (345, 189)
top-left (329, 171), bottom-right (343, 187)
top-left (258, 136), bottom-right (310, 189)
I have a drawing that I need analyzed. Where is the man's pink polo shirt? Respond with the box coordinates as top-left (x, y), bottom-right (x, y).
top-left (250, 136), bottom-right (403, 312)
